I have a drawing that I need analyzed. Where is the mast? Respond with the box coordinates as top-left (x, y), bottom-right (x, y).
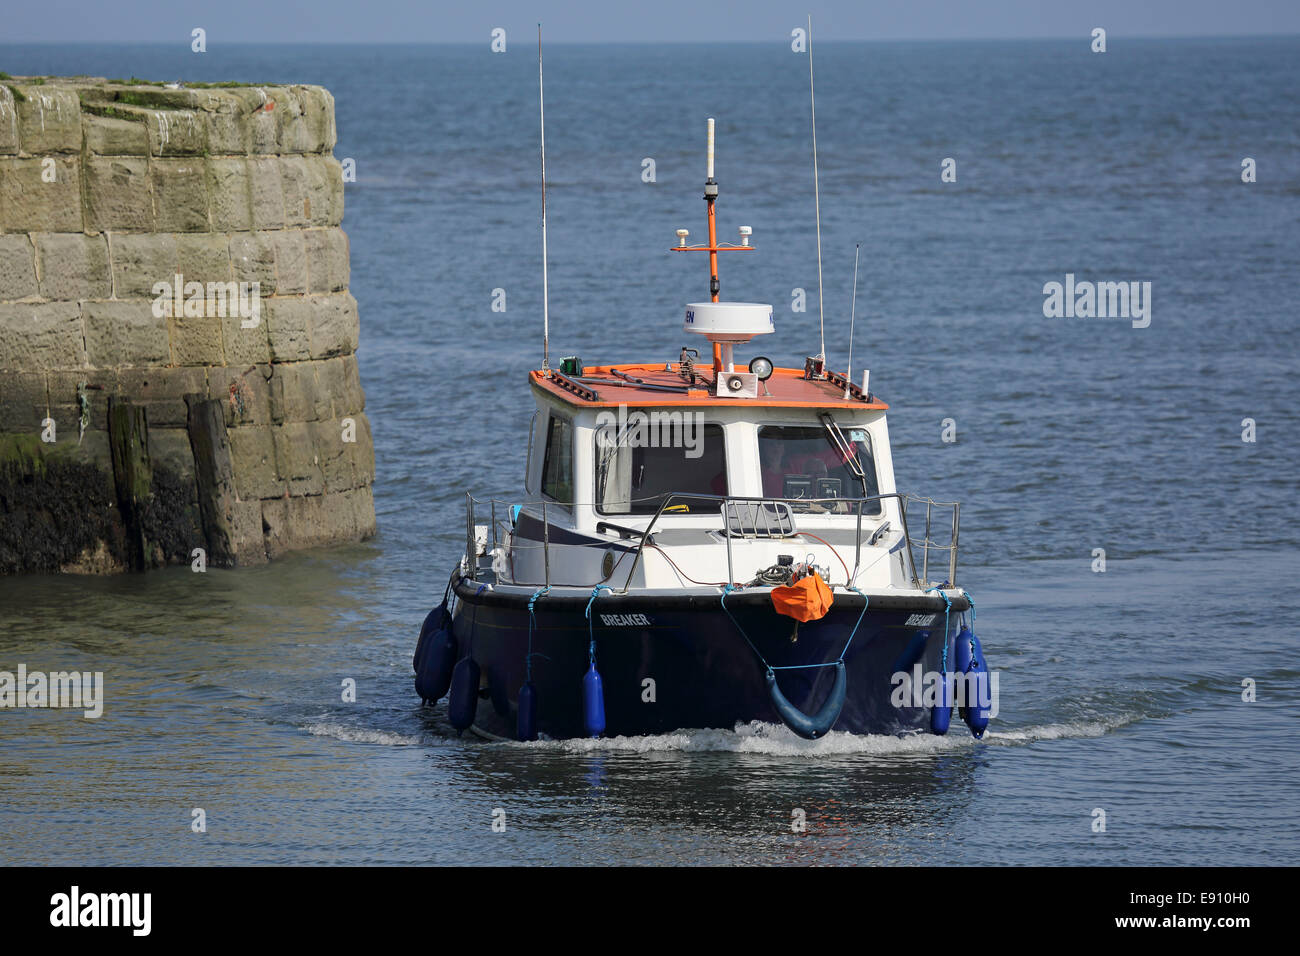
top-left (705, 118), bottom-right (721, 372)
top-left (671, 118), bottom-right (755, 372)
top-left (808, 14), bottom-right (825, 363)
top-left (538, 25), bottom-right (551, 373)
top-left (845, 243), bottom-right (860, 400)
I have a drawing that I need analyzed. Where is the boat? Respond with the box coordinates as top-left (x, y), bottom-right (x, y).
top-left (412, 37), bottom-right (992, 743)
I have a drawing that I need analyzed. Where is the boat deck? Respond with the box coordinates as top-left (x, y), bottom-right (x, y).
top-left (530, 363), bottom-right (889, 409)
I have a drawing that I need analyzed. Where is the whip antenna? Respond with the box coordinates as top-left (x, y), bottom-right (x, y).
top-left (808, 13), bottom-right (825, 362)
top-left (845, 242), bottom-right (860, 399)
top-left (538, 24), bottom-right (551, 372)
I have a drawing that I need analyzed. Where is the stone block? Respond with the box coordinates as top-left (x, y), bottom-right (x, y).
top-left (83, 299), bottom-right (170, 367)
top-left (307, 291), bottom-right (359, 358)
top-left (0, 371), bottom-right (47, 431)
top-left (229, 231), bottom-right (276, 294)
top-left (176, 233), bottom-right (232, 287)
top-left (0, 234), bottom-right (37, 299)
top-left (220, 311), bottom-right (273, 368)
top-left (83, 156), bottom-right (153, 232)
top-left (269, 230), bottom-right (306, 295)
top-left (145, 109), bottom-right (206, 156)
top-left (0, 301), bottom-right (85, 369)
top-left (227, 423), bottom-right (284, 500)
top-left (150, 158), bottom-right (209, 232)
top-left (208, 158), bottom-right (252, 232)
top-left (168, 312), bottom-right (226, 366)
top-left (0, 156), bottom-right (82, 233)
top-left (110, 233), bottom-right (178, 298)
top-left (82, 112), bottom-right (150, 156)
top-left (209, 363), bottom-right (273, 427)
top-left (0, 86), bottom-right (19, 155)
top-left (14, 87), bottom-right (81, 153)
top-left (247, 156), bottom-right (285, 230)
top-left (265, 295), bottom-right (313, 362)
top-left (34, 233), bottom-right (112, 300)
top-left (272, 420), bottom-right (325, 496)
top-left (305, 228), bottom-right (349, 293)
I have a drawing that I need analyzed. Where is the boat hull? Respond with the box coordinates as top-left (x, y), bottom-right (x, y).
top-left (439, 574), bottom-right (970, 740)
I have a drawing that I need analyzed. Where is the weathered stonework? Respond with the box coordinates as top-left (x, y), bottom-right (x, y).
top-left (0, 76), bottom-right (373, 574)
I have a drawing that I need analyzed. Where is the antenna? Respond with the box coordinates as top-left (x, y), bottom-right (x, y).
top-left (538, 24), bottom-right (551, 373)
top-left (669, 118), bottom-right (756, 373)
top-left (705, 117), bottom-right (721, 372)
top-left (808, 13), bottom-right (825, 363)
top-left (845, 243), bottom-right (860, 400)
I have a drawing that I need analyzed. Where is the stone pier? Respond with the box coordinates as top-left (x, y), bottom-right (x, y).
top-left (0, 76), bottom-right (375, 573)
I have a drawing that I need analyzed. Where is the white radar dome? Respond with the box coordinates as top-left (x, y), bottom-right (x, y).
top-left (683, 302), bottom-right (774, 345)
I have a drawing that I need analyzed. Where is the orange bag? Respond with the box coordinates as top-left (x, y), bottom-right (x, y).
top-left (771, 572), bottom-right (834, 622)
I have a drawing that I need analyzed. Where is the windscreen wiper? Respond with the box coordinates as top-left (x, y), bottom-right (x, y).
top-left (819, 412), bottom-right (868, 489)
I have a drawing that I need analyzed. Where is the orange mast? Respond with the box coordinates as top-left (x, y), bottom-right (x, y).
top-left (671, 117), bottom-right (754, 373)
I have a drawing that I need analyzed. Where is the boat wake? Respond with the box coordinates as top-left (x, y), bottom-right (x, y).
top-left (303, 721), bottom-right (424, 747)
top-left (495, 714), bottom-right (1144, 757)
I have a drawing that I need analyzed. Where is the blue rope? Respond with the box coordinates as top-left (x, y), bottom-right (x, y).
top-left (925, 586), bottom-right (953, 677)
top-left (959, 588), bottom-right (976, 630)
top-left (525, 585), bottom-right (551, 680)
top-left (584, 585), bottom-right (613, 665)
top-left (720, 584), bottom-right (868, 675)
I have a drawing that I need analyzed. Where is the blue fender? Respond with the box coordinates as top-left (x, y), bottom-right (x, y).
top-left (766, 662), bottom-right (846, 740)
top-left (415, 620), bottom-right (457, 704)
top-left (447, 657), bottom-right (480, 732)
top-left (516, 681), bottom-right (538, 741)
top-left (930, 673), bottom-right (953, 735)
top-left (582, 664), bottom-right (606, 737)
top-left (931, 627), bottom-right (955, 735)
top-left (413, 603), bottom-right (448, 673)
top-left (955, 628), bottom-right (991, 738)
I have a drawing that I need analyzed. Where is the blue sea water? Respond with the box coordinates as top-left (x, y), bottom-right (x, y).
top-left (0, 38), bottom-right (1298, 865)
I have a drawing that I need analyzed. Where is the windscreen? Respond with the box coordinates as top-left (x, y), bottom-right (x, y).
top-left (595, 416), bottom-right (726, 514)
top-left (757, 423), bottom-right (881, 514)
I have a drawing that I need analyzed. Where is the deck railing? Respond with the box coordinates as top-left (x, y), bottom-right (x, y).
top-left (463, 491), bottom-right (959, 592)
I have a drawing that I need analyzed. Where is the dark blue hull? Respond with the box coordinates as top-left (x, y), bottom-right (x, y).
top-left (438, 574), bottom-right (971, 740)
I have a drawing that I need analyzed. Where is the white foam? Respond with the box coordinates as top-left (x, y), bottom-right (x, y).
top-left (985, 713), bottom-right (1138, 742)
top-left (501, 716), bottom-right (1140, 757)
top-left (303, 722), bottom-right (422, 747)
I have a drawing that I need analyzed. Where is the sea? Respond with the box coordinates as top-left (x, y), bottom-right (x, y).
top-left (0, 38), bottom-right (1297, 865)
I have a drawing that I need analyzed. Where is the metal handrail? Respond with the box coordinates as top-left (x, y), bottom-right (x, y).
top-left (460, 491), bottom-right (959, 592)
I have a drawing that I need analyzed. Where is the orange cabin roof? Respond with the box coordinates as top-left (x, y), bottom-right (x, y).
top-left (529, 364), bottom-right (888, 411)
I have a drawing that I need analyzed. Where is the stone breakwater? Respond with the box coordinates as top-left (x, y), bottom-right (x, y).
top-left (0, 77), bottom-right (375, 573)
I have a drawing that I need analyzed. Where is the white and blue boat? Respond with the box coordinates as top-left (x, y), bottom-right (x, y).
top-left (413, 43), bottom-right (990, 743)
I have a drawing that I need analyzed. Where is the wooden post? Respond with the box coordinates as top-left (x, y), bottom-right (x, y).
top-left (185, 394), bottom-right (238, 567)
top-left (107, 396), bottom-right (152, 571)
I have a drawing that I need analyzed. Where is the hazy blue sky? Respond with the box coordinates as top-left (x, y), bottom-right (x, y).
top-left (3, 0), bottom-right (1298, 43)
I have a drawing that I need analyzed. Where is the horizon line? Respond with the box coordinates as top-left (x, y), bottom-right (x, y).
top-left (3, 33), bottom-right (1299, 46)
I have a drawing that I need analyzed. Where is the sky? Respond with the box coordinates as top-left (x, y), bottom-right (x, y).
top-left (2, 0), bottom-right (1298, 44)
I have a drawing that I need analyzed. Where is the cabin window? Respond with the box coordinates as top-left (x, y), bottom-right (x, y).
top-left (541, 414), bottom-right (574, 504)
top-left (594, 416), bottom-right (727, 514)
top-left (757, 424), bottom-right (881, 514)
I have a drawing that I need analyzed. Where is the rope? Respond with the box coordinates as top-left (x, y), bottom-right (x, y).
top-left (525, 585), bottom-right (551, 680)
top-left (925, 585), bottom-right (953, 676)
top-left (720, 584), bottom-right (868, 675)
top-left (584, 584), bottom-right (613, 665)
top-left (959, 587), bottom-right (976, 630)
